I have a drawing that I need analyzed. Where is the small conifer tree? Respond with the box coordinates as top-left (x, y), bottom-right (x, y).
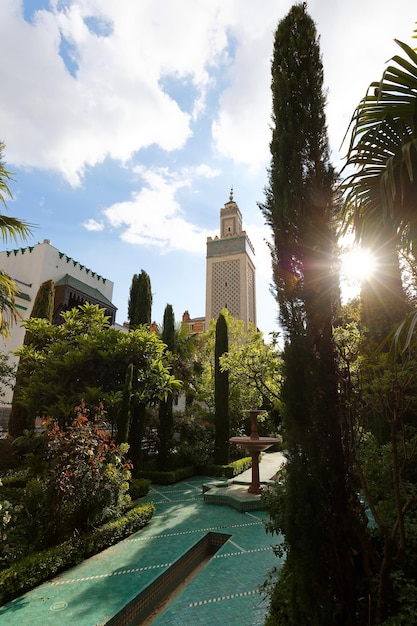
top-left (128, 270), bottom-right (152, 328)
top-left (158, 304), bottom-right (175, 470)
top-left (214, 311), bottom-right (230, 465)
top-left (9, 279), bottom-right (55, 437)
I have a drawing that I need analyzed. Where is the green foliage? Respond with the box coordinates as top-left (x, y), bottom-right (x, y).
top-left (342, 39), bottom-right (417, 255)
top-left (1, 412), bottom-right (134, 559)
top-left (158, 304), bottom-right (175, 470)
top-left (0, 352), bottom-right (15, 402)
top-left (0, 142), bottom-right (33, 339)
top-left (0, 142), bottom-right (33, 238)
top-left (0, 270), bottom-right (19, 340)
top-left (138, 467), bottom-right (194, 484)
top-left (259, 4), bottom-right (364, 624)
top-left (41, 412), bottom-right (132, 543)
top-left (173, 414), bottom-right (214, 468)
top-left (201, 457), bottom-right (252, 478)
top-left (129, 478), bottom-right (151, 499)
top-left (29, 279), bottom-right (54, 322)
top-left (214, 311), bottom-right (230, 464)
top-left (13, 304), bottom-right (180, 437)
top-left (117, 362), bottom-right (133, 444)
top-left (194, 312), bottom-right (281, 433)
top-left (128, 270), bottom-right (152, 328)
top-left (0, 501), bottom-right (154, 606)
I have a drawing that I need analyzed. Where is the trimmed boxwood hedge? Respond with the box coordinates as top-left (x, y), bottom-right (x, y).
top-left (0, 501), bottom-right (155, 607)
top-left (200, 456), bottom-right (252, 478)
top-left (129, 478), bottom-right (151, 499)
top-left (138, 465), bottom-right (195, 485)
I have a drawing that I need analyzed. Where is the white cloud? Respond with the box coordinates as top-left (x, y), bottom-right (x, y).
top-left (82, 218), bottom-right (104, 231)
top-left (103, 164), bottom-right (219, 253)
top-left (1, 0), bottom-right (416, 191)
top-left (0, 0), bottom-right (238, 185)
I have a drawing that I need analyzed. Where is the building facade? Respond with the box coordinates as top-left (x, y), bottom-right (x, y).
top-left (205, 192), bottom-right (256, 329)
top-left (0, 240), bottom-right (116, 422)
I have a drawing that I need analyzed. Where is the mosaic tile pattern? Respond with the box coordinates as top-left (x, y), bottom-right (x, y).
top-left (0, 460), bottom-right (285, 626)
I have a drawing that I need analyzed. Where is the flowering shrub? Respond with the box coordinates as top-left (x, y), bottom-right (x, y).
top-left (0, 402), bottom-right (133, 565)
top-left (42, 408), bottom-right (132, 543)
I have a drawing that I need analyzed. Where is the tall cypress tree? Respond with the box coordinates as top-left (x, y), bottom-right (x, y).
top-left (128, 270), bottom-right (152, 328)
top-left (260, 4), bottom-right (365, 623)
top-left (214, 311), bottom-right (229, 465)
top-left (9, 279), bottom-right (55, 437)
top-left (158, 304), bottom-right (175, 470)
top-left (127, 270), bottom-right (152, 468)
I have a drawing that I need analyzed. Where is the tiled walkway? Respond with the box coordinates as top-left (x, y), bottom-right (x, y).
top-left (0, 453), bottom-right (285, 625)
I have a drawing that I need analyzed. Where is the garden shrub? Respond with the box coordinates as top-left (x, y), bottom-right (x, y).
top-left (0, 476), bottom-right (28, 489)
top-left (174, 466), bottom-right (194, 481)
top-left (41, 415), bottom-right (132, 544)
top-left (0, 501), bottom-right (154, 606)
top-left (0, 415), bottom-right (134, 561)
top-left (139, 466), bottom-right (194, 484)
top-left (172, 415), bottom-right (214, 467)
top-left (0, 439), bottom-right (19, 471)
top-left (201, 456), bottom-right (252, 478)
top-left (129, 478), bottom-right (151, 499)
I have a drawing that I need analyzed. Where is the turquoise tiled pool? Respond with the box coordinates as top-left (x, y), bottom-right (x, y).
top-left (0, 475), bottom-right (284, 625)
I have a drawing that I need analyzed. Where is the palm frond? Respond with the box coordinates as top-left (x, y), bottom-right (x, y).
top-left (0, 215), bottom-right (34, 243)
top-left (341, 39), bottom-right (417, 243)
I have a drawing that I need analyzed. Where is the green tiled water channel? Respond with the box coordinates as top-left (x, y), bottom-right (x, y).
top-left (0, 476), bottom-right (284, 625)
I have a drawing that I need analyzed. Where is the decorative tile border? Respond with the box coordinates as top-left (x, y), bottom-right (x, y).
top-left (215, 546), bottom-right (272, 558)
top-left (107, 532), bottom-right (231, 626)
top-left (49, 563), bottom-right (170, 586)
top-left (188, 588), bottom-right (260, 607)
top-left (126, 521), bottom-right (262, 543)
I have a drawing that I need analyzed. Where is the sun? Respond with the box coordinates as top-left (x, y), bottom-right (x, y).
top-left (341, 247), bottom-right (377, 284)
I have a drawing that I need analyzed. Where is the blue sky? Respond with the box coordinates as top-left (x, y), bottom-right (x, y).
top-left (1, 0), bottom-right (416, 337)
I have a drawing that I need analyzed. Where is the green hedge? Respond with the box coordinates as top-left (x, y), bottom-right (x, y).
top-left (139, 466), bottom-right (195, 485)
top-left (129, 478), bottom-right (151, 499)
top-left (201, 456), bottom-right (252, 478)
top-left (0, 476), bottom-right (28, 489)
top-left (0, 502), bottom-right (155, 607)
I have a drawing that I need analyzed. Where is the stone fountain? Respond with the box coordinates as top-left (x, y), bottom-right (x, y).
top-left (203, 407), bottom-right (282, 511)
top-left (229, 408), bottom-right (280, 494)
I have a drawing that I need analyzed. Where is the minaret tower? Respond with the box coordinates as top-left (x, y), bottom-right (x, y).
top-left (205, 190), bottom-right (256, 328)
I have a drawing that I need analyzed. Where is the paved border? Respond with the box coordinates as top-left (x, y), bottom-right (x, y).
top-left (0, 453), bottom-right (285, 625)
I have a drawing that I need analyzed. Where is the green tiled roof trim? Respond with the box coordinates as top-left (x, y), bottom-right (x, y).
top-left (4, 245), bottom-right (108, 284)
top-left (57, 251), bottom-right (107, 283)
top-left (17, 291), bottom-right (31, 301)
top-left (55, 274), bottom-right (115, 309)
top-left (6, 246), bottom-right (35, 257)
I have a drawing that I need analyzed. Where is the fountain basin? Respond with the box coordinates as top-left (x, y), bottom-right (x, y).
top-left (229, 436), bottom-right (280, 452)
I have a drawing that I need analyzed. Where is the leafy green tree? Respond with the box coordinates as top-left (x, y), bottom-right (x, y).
top-left (158, 304), bottom-right (175, 470)
top-left (117, 363), bottom-right (133, 445)
top-left (14, 304), bottom-right (180, 464)
top-left (194, 312), bottom-right (281, 432)
top-left (220, 327), bottom-right (282, 428)
top-left (128, 270), bottom-right (152, 328)
top-left (0, 142), bottom-right (33, 338)
top-left (214, 311), bottom-right (229, 464)
top-left (9, 280), bottom-right (56, 437)
top-left (260, 5), bottom-right (363, 623)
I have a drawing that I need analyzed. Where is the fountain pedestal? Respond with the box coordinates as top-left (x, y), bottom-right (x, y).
top-left (229, 408), bottom-right (280, 495)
